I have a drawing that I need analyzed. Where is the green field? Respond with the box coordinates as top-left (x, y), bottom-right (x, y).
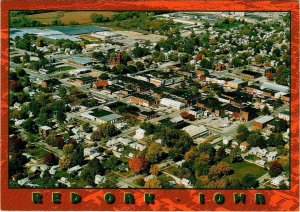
top-left (27, 147), bottom-right (48, 159)
top-left (216, 21), bottom-right (243, 29)
top-left (222, 157), bottom-right (266, 180)
top-left (57, 66), bottom-right (76, 72)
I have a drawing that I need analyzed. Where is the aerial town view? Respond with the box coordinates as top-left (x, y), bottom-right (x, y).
top-left (9, 11), bottom-right (290, 189)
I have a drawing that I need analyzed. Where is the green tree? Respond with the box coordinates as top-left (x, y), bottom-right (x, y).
top-left (145, 143), bottom-right (163, 164)
top-left (242, 173), bottom-right (259, 188)
top-left (269, 160), bottom-right (283, 177)
top-left (236, 124), bottom-right (249, 142)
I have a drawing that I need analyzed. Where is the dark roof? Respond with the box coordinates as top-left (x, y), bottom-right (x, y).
top-left (241, 70), bottom-right (262, 78)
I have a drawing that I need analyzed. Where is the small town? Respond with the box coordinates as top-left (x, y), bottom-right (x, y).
top-left (9, 11), bottom-right (290, 189)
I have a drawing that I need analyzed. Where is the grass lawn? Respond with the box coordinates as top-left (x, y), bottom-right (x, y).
top-left (121, 146), bottom-right (140, 157)
top-left (57, 66), bottom-right (76, 72)
top-left (54, 170), bottom-right (70, 179)
top-left (222, 157), bottom-right (266, 180)
top-left (157, 173), bottom-right (173, 183)
top-left (163, 165), bottom-right (181, 175)
top-left (71, 176), bottom-right (87, 188)
top-left (27, 147), bottom-right (48, 159)
top-left (215, 21), bottom-right (243, 30)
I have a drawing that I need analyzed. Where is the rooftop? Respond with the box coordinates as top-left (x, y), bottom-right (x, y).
top-left (69, 57), bottom-right (93, 65)
top-left (255, 115), bottom-right (274, 124)
top-left (100, 114), bottom-right (123, 122)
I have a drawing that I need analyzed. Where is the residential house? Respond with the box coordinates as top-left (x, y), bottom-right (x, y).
top-left (134, 128), bottom-right (145, 140)
top-left (278, 110), bottom-right (290, 122)
top-left (93, 80), bottom-right (109, 90)
top-left (240, 141), bottom-right (250, 152)
top-left (271, 175), bottom-right (288, 187)
top-left (266, 151), bottom-right (278, 162)
top-left (39, 126), bottom-right (52, 138)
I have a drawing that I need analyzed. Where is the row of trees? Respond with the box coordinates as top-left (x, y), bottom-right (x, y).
top-left (236, 124), bottom-right (286, 148)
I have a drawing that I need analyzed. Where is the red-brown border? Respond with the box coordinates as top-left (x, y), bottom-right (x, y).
top-left (1, 0), bottom-right (299, 211)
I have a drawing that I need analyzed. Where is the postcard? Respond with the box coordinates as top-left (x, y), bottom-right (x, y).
top-left (1, 0), bottom-right (299, 211)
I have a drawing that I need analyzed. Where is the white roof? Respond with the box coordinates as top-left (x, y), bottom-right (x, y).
top-left (182, 125), bottom-right (208, 137)
top-left (260, 81), bottom-right (289, 93)
top-left (39, 126), bottom-right (52, 130)
top-left (255, 115), bottom-right (274, 124)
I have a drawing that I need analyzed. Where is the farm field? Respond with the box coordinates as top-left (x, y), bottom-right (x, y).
top-left (28, 11), bottom-right (118, 25)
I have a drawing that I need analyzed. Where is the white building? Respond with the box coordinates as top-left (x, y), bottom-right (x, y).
top-left (278, 110), bottom-right (290, 121)
top-left (129, 142), bottom-right (146, 151)
top-left (266, 151), bottom-right (278, 162)
top-left (182, 125), bottom-right (209, 139)
top-left (134, 128), bottom-right (145, 140)
top-left (95, 175), bottom-right (106, 185)
top-left (271, 175), bottom-right (288, 187)
top-left (160, 98), bottom-right (185, 110)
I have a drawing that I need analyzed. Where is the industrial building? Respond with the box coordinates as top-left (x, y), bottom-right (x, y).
top-left (160, 98), bottom-right (185, 109)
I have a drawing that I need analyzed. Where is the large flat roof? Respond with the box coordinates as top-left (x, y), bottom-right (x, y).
top-left (255, 115), bottom-right (274, 124)
top-left (100, 114), bottom-right (123, 122)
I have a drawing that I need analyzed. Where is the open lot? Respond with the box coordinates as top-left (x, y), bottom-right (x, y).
top-left (28, 11), bottom-right (118, 25)
top-left (222, 157), bottom-right (266, 180)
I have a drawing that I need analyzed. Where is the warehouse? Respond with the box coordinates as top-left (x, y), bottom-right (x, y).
top-left (182, 125), bottom-right (209, 139)
top-left (68, 57), bottom-right (96, 66)
top-left (253, 115), bottom-right (274, 130)
top-left (160, 98), bottom-right (185, 110)
top-left (260, 81), bottom-right (289, 93)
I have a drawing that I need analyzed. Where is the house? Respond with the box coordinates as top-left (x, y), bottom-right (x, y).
top-left (278, 110), bottom-right (290, 121)
top-left (240, 141), bottom-right (250, 151)
top-left (176, 160), bottom-right (185, 167)
top-left (18, 177), bottom-right (30, 186)
top-left (134, 128), bottom-right (145, 140)
top-left (181, 178), bottom-right (191, 187)
top-left (68, 101), bottom-right (81, 112)
top-left (67, 165), bottom-right (82, 174)
top-left (39, 126), bottom-right (52, 138)
top-left (93, 80), bottom-right (109, 89)
top-left (249, 147), bottom-right (268, 158)
top-left (144, 175), bottom-right (156, 182)
top-left (266, 151), bottom-right (278, 162)
top-left (94, 175), bottom-right (106, 185)
top-left (255, 160), bottom-right (266, 166)
top-left (57, 177), bottom-right (71, 187)
top-left (223, 136), bottom-right (233, 145)
top-left (49, 165), bottom-right (59, 175)
top-left (182, 125), bottom-right (209, 139)
top-left (112, 150), bottom-right (122, 158)
top-left (129, 142), bottom-right (146, 151)
top-left (128, 153), bottom-right (135, 158)
top-left (271, 175), bottom-right (288, 187)
top-left (253, 115), bottom-right (274, 130)
top-left (84, 147), bottom-right (97, 157)
top-left (231, 141), bottom-right (239, 148)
